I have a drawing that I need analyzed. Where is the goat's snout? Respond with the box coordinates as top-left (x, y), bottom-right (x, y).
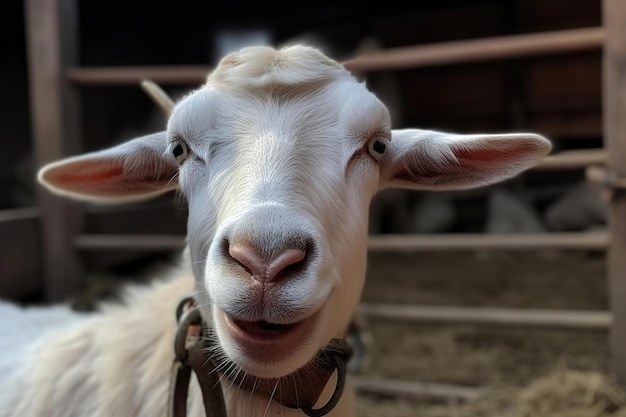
top-left (220, 205), bottom-right (318, 283)
top-left (227, 241), bottom-right (308, 282)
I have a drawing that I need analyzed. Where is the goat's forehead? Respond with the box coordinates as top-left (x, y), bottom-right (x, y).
top-left (169, 78), bottom-right (389, 142)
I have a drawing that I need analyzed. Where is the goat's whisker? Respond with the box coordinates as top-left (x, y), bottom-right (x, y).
top-left (263, 380), bottom-right (281, 417)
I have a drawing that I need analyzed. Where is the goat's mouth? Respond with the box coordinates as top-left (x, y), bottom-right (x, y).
top-left (233, 319), bottom-right (295, 336)
top-left (223, 311), bottom-right (316, 364)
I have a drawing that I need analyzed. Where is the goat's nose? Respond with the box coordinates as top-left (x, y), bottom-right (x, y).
top-left (228, 243), bottom-right (307, 282)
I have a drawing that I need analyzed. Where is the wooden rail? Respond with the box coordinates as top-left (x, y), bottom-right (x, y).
top-left (66, 27), bottom-right (604, 86)
top-left (368, 232), bottom-right (608, 252)
top-left (75, 234), bottom-right (186, 250)
top-left (536, 148), bottom-right (607, 171)
top-left (74, 231), bottom-right (608, 252)
top-left (66, 65), bottom-right (211, 86)
top-left (352, 376), bottom-right (481, 401)
top-left (358, 303), bottom-right (611, 329)
top-left (603, 0), bottom-right (626, 384)
top-left (343, 26), bottom-right (604, 72)
top-left (26, 0), bottom-right (84, 301)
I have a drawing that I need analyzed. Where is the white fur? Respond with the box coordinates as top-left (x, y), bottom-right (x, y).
top-left (11, 44), bottom-right (552, 417)
top-left (1, 253), bottom-right (355, 417)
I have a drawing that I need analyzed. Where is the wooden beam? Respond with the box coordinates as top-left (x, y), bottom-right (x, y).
top-left (358, 303), bottom-right (611, 329)
top-left (343, 26), bottom-right (604, 72)
top-left (352, 376), bottom-right (481, 401)
top-left (66, 27), bottom-right (604, 86)
top-left (603, 0), bottom-right (626, 384)
top-left (535, 148), bottom-right (607, 171)
top-left (66, 65), bottom-right (211, 86)
top-left (75, 234), bottom-right (186, 251)
top-left (73, 231), bottom-right (608, 252)
top-left (586, 165), bottom-right (626, 189)
top-left (25, 0), bottom-right (85, 301)
top-left (368, 232), bottom-right (608, 252)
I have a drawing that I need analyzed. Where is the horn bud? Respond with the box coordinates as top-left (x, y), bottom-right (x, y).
top-left (140, 79), bottom-right (174, 119)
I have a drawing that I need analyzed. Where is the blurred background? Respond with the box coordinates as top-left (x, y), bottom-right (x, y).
top-left (2, 1), bottom-right (624, 416)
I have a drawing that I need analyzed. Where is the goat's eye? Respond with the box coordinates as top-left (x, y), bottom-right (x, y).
top-left (367, 137), bottom-right (387, 160)
top-left (171, 140), bottom-right (188, 165)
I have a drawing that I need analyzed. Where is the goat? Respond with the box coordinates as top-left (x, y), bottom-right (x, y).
top-left (1, 44), bottom-right (551, 417)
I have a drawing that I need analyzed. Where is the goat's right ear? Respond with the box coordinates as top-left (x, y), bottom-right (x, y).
top-left (38, 132), bottom-right (178, 203)
top-left (379, 129), bottom-right (551, 191)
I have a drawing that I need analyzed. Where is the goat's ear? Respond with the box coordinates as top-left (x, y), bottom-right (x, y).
top-left (380, 129), bottom-right (551, 191)
top-left (38, 132), bottom-right (178, 203)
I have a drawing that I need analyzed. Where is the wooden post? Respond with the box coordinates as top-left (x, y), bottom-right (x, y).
top-left (603, 0), bottom-right (626, 384)
top-left (25, 0), bottom-right (84, 301)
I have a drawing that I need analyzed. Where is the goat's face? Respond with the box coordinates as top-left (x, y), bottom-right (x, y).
top-left (37, 45), bottom-right (551, 379)
top-left (172, 48), bottom-right (390, 377)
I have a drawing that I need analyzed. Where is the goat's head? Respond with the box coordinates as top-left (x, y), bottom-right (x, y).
top-left (38, 45), bottom-right (551, 379)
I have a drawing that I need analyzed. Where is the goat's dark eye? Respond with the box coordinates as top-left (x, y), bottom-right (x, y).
top-left (367, 137), bottom-right (387, 161)
top-left (171, 140), bottom-right (188, 165)
top-left (373, 140), bottom-right (386, 153)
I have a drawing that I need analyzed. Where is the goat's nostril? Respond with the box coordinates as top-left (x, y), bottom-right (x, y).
top-left (265, 248), bottom-right (306, 281)
top-left (227, 242), bottom-right (307, 282)
top-left (228, 243), bottom-right (265, 278)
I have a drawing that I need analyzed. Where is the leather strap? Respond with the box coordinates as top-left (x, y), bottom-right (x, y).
top-left (170, 362), bottom-right (192, 417)
top-left (188, 343), bottom-right (227, 417)
top-left (170, 305), bottom-right (227, 417)
top-left (169, 299), bottom-right (352, 417)
top-left (217, 338), bottom-right (351, 412)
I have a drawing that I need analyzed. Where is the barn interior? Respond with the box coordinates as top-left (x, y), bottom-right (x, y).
top-left (1, 1), bottom-right (623, 416)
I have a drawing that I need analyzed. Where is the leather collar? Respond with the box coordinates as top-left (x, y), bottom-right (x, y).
top-left (170, 297), bottom-right (353, 417)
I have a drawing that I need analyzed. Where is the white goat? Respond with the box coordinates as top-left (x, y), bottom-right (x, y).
top-left (1, 44), bottom-right (551, 417)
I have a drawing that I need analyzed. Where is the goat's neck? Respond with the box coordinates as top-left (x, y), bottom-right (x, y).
top-left (186, 356), bottom-right (356, 417)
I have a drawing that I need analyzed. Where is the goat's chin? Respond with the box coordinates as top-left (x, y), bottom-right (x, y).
top-left (213, 307), bottom-right (325, 379)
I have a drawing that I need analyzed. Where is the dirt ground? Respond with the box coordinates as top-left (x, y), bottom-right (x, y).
top-left (355, 249), bottom-right (624, 417)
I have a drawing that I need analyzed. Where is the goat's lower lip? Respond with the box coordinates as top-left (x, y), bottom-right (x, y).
top-left (223, 312), bottom-right (314, 362)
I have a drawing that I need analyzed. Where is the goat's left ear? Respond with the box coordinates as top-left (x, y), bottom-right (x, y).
top-left (380, 129), bottom-right (552, 191)
top-left (38, 131), bottom-right (178, 203)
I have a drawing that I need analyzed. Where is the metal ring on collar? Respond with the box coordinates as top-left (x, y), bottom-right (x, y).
top-left (174, 307), bottom-right (202, 363)
top-left (301, 352), bottom-right (347, 417)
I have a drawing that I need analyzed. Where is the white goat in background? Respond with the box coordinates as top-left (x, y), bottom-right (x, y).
top-left (1, 44), bottom-right (550, 417)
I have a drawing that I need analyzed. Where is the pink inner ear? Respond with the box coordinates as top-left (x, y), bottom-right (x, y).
top-left (58, 167), bottom-right (124, 182)
top-left (44, 158), bottom-right (178, 198)
top-left (453, 146), bottom-right (515, 162)
top-left (390, 141), bottom-right (532, 185)
top-left (452, 140), bottom-right (540, 163)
